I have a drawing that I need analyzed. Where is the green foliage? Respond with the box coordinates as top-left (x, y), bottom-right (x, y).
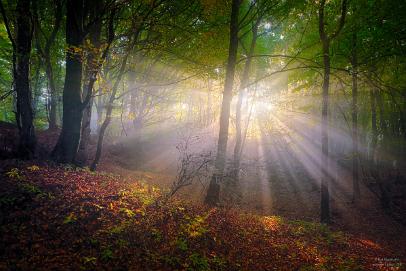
top-left (5, 168), bottom-right (53, 200)
top-left (0, 195), bottom-right (19, 206)
top-left (182, 214), bottom-right (209, 238)
top-left (63, 212), bottom-right (77, 224)
top-left (151, 228), bottom-right (163, 242)
top-left (101, 248), bottom-right (114, 261)
top-left (27, 165), bottom-right (40, 171)
top-left (187, 253), bottom-right (209, 271)
top-left (161, 254), bottom-right (181, 268)
top-left (289, 220), bottom-right (346, 246)
top-left (82, 256), bottom-right (97, 265)
top-left (210, 256), bottom-right (227, 270)
top-left (107, 221), bottom-right (130, 235)
top-left (6, 168), bottom-right (24, 180)
top-left (20, 183), bottom-right (42, 195)
top-left (120, 183), bottom-right (158, 206)
top-left (115, 239), bottom-right (129, 248)
top-left (119, 207), bottom-right (135, 218)
top-left (176, 237), bottom-right (188, 251)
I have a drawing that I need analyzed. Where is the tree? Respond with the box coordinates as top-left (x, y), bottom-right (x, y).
top-left (350, 30), bottom-right (360, 202)
top-left (233, 13), bottom-right (259, 176)
top-left (76, 0), bottom-right (104, 165)
top-left (205, 0), bottom-right (241, 206)
top-left (52, 0), bottom-right (114, 163)
top-left (318, 0), bottom-right (347, 223)
top-left (51, 0), bottom-right (86, 163)
top-left (32, 0), bottom-right (63, 131)
top-left (0, 0), bottom-right (37, 158)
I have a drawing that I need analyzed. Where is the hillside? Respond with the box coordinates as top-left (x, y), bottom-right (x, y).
top-left (0, 162), bottom-right (403, 270)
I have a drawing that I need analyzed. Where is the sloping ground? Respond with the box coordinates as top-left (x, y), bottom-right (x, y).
top-left (0, 122), bottom-right (18, 158)
top-left (0, 162), bottom-right (403, 271)
top-left (0, 121), bottom-right (60, 159)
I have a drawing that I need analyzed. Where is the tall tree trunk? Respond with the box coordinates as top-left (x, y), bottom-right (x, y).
top-left (318, 0), bottom-right (347, 223)
top-left (205, 0), bottom-right (241, 206)
top-left (376, 90), bottom-right (385, 134)
top-left (45, 58), bottom-right (58, 130)
top-left (52, 0), bottom-right (85, 163)
top-left (91, 53), bottom-right (129, 171)
top-left (52, 0), bottom-right (114, 163)
top-left (370, 87), bottom-right (377, 163)
top-left (96, 92), bottom-right (104, 133)
top-left (90, 7), bottom-right (139, 170)
top-left (206, 78), bottom-right (212, 126)
top-left (15, 0), bottom-right (36, 158)
top-left (351, 32), bottom-right (360, 202)
top-left (77, 0), bottom-right (103, 165)
top-left (33, 0), bottom-right (62, 130)
top-left (32, 58), bottom-right (42, 115)
top-left (128, 70), bottom-right (137, 128)
top-left (233, 20), bottom-right (259, 174)
top-left (134, 94), bottom-right (148, 131)
top-left (320, 37), bottom-right (331, 224)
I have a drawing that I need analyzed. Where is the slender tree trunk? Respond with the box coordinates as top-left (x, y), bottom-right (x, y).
top-left (370, 87), bottom-right (377, 163)
top-left (205, 0), bottom-right (241, 206)
top-left (32, 0), bottom-right (62, 130)
top-left (206, 78), bottom-right (212, 126)
top-left (233, 20), bottom-right (259, 173)
top-left (351, 32), bottom-right (360, 202)
top-left (318, 0), bottom-right (347, 223)
top-left (91, 102), bottom-right (112, 171)
top-left (376, 90), bottom-right (385, 134)
top-left (32, 58), bottom-right (42, 115)
top-left (134, 94), bottom-right (148, 131)
top-left (0, 0), bottom-right (17, 126)
top-left (77, 1), bottom-right (102, 165)
top-left (15, 0), bottom-right (36, 158)
top-left (52, 0), bottom-right (85, 163)
top-left (96, 93), bottom-right (104, 134)
top-left (128, 70), bottom-right (137, 127)
top-left (91, 54), bottom-right (129, 171)
top-left (45, 58), bottom-right (58, 130)
top-left (320, 37), bottom-right (331, 223)
top-left (319, 1), bottom-right (330, 224)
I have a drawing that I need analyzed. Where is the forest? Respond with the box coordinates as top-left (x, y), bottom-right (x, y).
top-left (0, 0), bottom-right (405, 270)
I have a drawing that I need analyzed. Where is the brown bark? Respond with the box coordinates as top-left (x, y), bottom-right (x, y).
top-left (233, 19), bottom-right (259, 174)
top-left (376, 90), bottom-right (386, 134)
top-left (90, 8), bottom-right (147, 170)
top-left (351, 32), bottom-right (360, 202)
top-left (370, 87), bottom-right (377, 163)
top-left (205, 0), bottom-right (241, 206)
top-left (53, 0), bottom-right (115, 164)
top-left (320, 38), bottom-right (331, 224)
top-left (52, 0), bottom-right (85, 163)
top-left (91, 53), bottom-right (129, 171)
top-left (77, 0), bottom-right (103, 165)
top-left (15, 0), bottom-right (36, 158)
top-left (96, 92), bottom-right (104, 134)
top-left (33, 0), bottom-right (62, 130)
top-left (318, 0), bottom-right (347, 223)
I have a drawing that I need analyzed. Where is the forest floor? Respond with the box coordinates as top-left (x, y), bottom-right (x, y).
top-left (98, 113), bottom-right (406, 263)
top-left (0, 161), bottom-right (404, 270)
top-left (0, 118), bottom-right (405, 270)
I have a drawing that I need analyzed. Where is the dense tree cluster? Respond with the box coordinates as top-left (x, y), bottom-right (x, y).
top-left (0, 0), bottom-right (405, 223)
